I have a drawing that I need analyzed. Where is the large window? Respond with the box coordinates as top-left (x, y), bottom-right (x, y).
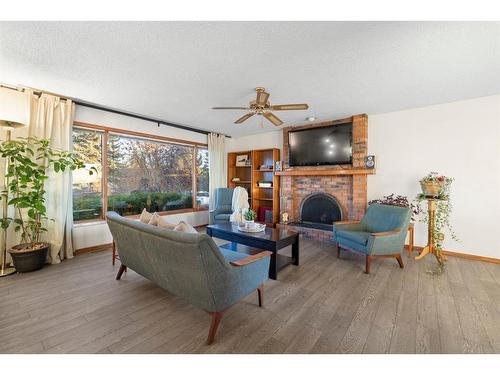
top-left (196, 147), bottom-right (209, 208)
top-left (72, 128), bottom-right (103, 221)
top-left (72, 125), bottom-right (209, 222)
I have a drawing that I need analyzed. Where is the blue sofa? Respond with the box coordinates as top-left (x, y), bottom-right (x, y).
top-left (333, 204), bottom-right (411, 274)
top-left (209, 187), bottom-right (234, 224)
top-left (106, 211), bottom-right (271, 344)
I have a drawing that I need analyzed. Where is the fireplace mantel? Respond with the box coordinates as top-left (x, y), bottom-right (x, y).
top-left (275, 168), bottom-right (375, 177)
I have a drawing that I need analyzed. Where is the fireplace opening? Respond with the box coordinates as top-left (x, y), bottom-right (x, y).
top-left (296, 192), bottom-right (343, 230)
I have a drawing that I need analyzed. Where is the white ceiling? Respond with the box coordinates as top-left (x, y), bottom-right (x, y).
top-left (1, 21), bottom-right (499, 137)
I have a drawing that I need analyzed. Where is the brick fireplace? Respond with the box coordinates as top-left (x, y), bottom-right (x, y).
top-left (277, 114), bottom-right (371, 241)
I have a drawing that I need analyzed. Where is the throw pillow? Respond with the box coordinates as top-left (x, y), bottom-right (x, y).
top-left (139, 208), bottom-right (153, 223)
top-left (148, 213), bottom-right (176, 229)
top-left (173, 221), bottom-right (198, 234)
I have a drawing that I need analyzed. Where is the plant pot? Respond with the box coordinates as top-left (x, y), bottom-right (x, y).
top-left (420, 180), bottom-right (444, 197)
top-left (8, 242), bottom-right (49, 273)
top-left (244, 219), bottom-right (255, 228)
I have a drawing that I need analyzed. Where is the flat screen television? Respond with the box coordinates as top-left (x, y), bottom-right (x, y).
top-left (288, 123), bottom-right (353, 166)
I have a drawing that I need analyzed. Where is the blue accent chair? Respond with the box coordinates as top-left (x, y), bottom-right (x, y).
top-left (209, 188), bottom-right (235, 224)
top-left (106, 211), bottom-right (271, 344)
top-left (333, 204), bottom-right (411, 274)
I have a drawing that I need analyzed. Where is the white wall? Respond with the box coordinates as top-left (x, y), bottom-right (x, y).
top-left (72, 106), bottom-right (209, 250)
top-left (227, 95), bottom-right (500, 259)
top-left (368, 95), bottom-right (500, 259)
top-left (226, 130), bottom-right (283, 153)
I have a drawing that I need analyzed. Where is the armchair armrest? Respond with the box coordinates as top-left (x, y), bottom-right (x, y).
top-left (230, 251), bottom-right (272, 267)
top-left (334, 220), bottom-right (361, 225)
top-left (371, 230), bottom-right (401, 236)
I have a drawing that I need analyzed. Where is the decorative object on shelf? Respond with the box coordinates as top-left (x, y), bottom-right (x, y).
top-left (0, 88), bottom-right (30, 277)
top-left (235, 154), bottom-right (249, 166)
top-left (368, 194), bottom-right (422, 222)
top-left (231, 177), bottom-right (240, 182)
top-left (259, 164), bottom-right (273, 171)
top-left (365, 155), bottom-right (376, 169)
top-left (275, 160), bottom-right (282, 171)
top-left (258, 180), bottom-right (273, 188)
top-left (0, 137), bottom-right (88, 272)
top-left (415, 172), bottom-right (458, 273)
top-left (279, 196), bottom-right (289, 224)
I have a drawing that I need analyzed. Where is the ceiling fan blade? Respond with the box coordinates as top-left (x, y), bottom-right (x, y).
top-left (234, 112), bottom-right (255, 124)
top-left (263, 112), bottom-right (283, 126)
top-left (212, 107), bottom-right (250, 110)
top-left (269, 104), bottom-right (309, 111)
top-left (256, 90), bottom-right (270, 106)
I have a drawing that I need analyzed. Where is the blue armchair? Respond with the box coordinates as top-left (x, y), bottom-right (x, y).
top-left (107, 211), bottom-right (271, 344)
top-left (210, 188), bottom-right (234, 224)
top-left (333, 204), bottom-right (411, 274)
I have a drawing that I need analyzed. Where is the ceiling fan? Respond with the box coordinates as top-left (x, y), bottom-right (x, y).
top-left (212, 87), bottom-right (309, 126)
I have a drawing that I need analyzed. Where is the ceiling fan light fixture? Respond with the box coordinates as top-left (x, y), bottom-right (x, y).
top-left (306, 116), bottom-right (317, 122)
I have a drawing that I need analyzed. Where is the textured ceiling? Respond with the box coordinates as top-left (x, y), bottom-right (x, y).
top-left (1, 21), bottom-right (499, 137)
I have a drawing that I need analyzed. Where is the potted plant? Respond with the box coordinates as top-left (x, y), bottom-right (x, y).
top-left (0, 137), bottom-right (87, 272)
top-left (416, 172), bottom-right (458, 269)
top-left (243, 209), bottom-right (257, 227)
top-left (368, 193), bottom-right (422, 222)
top-left (420, 171), bottom-right (452, 198)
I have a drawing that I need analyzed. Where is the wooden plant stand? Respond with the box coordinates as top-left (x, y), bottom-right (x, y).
top-left (414, 197), bottom-right (447, 265)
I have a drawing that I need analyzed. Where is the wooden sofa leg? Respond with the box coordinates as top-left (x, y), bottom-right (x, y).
top-left (365, 255), bottom-right (372, 274)
top-left (116, 264), bottom-right (127, 280)
top-left (207, 311), bottom-right (224, 345)
top-left (336, 243), bottom-right (340, 258)
top-left (396, 254), bottom-right (404, 269)
top-left (257, 285), bottom-right (264, 307)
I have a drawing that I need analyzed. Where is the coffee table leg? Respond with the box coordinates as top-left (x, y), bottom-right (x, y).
top-left (292, 236), bottom-right (299, 266)
top-left (269, 252), bottom-right (278, 280)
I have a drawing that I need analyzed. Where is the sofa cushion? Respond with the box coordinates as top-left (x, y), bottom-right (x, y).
top-left (336, 230), bottom-right (371, 246)
top-left (218, 247), bottom-right (248, 263)
top-left (173, 221), bottom-right (198, 234)
top-left (139, 208), bottom-right (153, 223)
top-left (214, 213), bottom-right (231, 221)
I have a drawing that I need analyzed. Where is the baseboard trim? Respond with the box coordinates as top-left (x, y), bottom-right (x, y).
top-left (405, 245), bottom-right (500, 264)
top-left (75, 243), bottom-right (113, 255)
top-left (75, 241), bottom-right (499, 264)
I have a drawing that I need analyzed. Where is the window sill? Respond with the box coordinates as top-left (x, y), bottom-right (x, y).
top-left (73, 207), bottom-right (209, 227)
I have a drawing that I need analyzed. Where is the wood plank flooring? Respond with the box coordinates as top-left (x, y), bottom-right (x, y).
top-left (1, 238), bottom-right (499, 354)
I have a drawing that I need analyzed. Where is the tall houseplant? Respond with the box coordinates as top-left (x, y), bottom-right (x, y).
top-left (0, 137), bottom-right (87, 272)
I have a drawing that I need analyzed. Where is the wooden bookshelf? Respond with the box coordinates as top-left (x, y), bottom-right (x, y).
top-left (227, 148), bottom-right (280, 227)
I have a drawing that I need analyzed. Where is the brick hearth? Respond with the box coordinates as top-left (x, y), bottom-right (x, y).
top-left (279, 114), bottom-right (368, 241)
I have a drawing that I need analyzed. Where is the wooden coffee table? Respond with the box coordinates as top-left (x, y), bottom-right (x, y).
top-left (206, 223), bottom-right (299, 280)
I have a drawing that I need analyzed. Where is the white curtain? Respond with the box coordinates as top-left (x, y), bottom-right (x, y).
top-left (3, 92), bottom-right (76, 264)
top-left (208, 133), bottom-right (227, 213)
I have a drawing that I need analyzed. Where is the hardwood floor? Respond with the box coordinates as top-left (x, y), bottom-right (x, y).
top-left (1, 238), bottom-right (499, 354)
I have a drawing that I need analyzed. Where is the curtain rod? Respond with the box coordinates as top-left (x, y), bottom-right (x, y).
top-left (1, 84), bottom-right (230, 138)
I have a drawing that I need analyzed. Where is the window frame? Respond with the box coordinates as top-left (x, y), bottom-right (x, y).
top-left (73, 121), bottom-right (209, 224)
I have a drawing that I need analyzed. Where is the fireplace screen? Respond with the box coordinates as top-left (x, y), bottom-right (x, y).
top-left (299, 193), bottom-right (343, 226)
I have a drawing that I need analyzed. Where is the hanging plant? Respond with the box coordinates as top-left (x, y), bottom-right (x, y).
top-left (416, 172), bottom-right (459, 267)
